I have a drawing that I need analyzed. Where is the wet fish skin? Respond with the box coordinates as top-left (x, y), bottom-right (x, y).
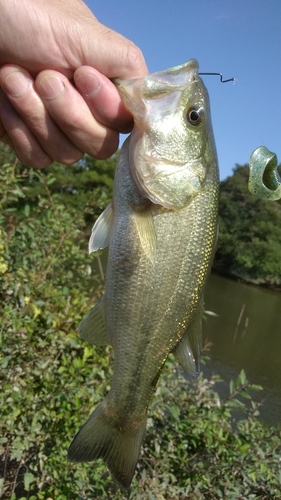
top-left (68, 59), bottom-right (219, 489)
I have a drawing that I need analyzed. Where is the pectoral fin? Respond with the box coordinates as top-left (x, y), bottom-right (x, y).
top-left (173, 298), bottom-right (203, 377)
top-left (89, 202), bottom-right (114, 254)
top-left (78, 296), bottom-right (110, 346)
top-left (132, 208), bottom-right (157, 264)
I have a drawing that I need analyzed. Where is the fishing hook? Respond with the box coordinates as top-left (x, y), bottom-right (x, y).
top-left (199, 72), bottom-right (235, 83)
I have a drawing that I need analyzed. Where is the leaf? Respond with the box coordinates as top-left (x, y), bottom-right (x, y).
top-left (240, 444), bottom-right (251, 453)
top-left (13, 186), bottom-right (25, 198)
top-left (169, 404), bottom-right (180, 421)
top-left (248, 471), bottom-right (256, 483)
top-left (46, 176), bottom-right (57, 186)
top-left (229, 379), bottom-right (235, 394)
top-left (227, 399), bottom-right (244, 408)
top-left (23, 204), bottom-right (30, 216)
top-left (0, 355), bottom-right (12, 368)
top-left (239, 369), bottom-right (247, 385)
top-left (82, 346), bottom-right (93, 364)
top-left (24, 472), bottom-right (35, 491)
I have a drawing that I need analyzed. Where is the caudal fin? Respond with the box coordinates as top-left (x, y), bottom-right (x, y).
top-left (67, 401), bottom-right (147, 489)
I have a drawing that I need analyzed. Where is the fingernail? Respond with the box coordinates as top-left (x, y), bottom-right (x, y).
top-left (4, 71), bottom-right (30, 97)
top-left (38, 75), bottom-right (65, 99)
top-left (76, 73), bottom-right (101, 97)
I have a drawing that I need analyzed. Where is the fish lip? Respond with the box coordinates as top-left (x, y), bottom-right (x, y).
top-left (113, 59), bottom-right (199, 89)
top-left (114, 59), bottom-right (202, 124)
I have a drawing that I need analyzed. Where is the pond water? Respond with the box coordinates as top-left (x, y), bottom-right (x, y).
top-left (203, 273), bottom-right (281, 427)
top-left (95, 252), bottom-right (280, 426)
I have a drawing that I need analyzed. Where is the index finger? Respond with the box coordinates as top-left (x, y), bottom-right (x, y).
top-left (74, 66), bottom-right (133, 133)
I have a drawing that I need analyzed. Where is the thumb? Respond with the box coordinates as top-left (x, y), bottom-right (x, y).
top-left (0, 0), bottom-right (148, 80)
top-left (58, 4), bottom-right (148, 80)
top-left (78, 20), bottom-right (149, 80)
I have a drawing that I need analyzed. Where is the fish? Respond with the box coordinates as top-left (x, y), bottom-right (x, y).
top-left (249, 146), bottom-right (281, 201)
top-left (67, 59), bottom-right (219, 489)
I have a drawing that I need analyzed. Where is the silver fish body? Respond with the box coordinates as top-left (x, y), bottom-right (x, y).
top-left (68, 59), bottom-right (219, 489)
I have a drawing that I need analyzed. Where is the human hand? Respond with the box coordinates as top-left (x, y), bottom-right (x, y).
top-left (0, 64), bottom-right (136, 167)
top-left (0, 0), bottom-right (148, 167)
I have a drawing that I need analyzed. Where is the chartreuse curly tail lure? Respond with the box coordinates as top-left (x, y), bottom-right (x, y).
top-left (249, 146), bottom-right (281, 201)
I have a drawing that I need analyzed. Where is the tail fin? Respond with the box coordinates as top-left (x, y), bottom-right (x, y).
top-left (67, 401), bottom-right (147, 490)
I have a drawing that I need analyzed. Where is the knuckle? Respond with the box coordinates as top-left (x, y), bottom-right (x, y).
top-left (57, 150), bottom-right (84, 166)
top-left (18, 154), bottom-right (53, 169)
top-left (93, 134), bottom-right (119, 160)
top-left (125, 43), bottom-right (146, 76)
top-left (13, 142), bottom-right (53, 168)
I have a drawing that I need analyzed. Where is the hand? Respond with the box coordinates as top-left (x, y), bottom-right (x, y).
top-left (0, 0), bottom-right (148, 167)
top-left (0, 65), bottom-right (135, 167)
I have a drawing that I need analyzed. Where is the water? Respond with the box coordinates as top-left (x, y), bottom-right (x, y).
top-left (94, 252), bottom-right (281, 426)
top-left (203, 273), bottom-right (281, 427)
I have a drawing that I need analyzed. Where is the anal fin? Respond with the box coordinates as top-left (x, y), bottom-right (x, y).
top-left (173, 298), bottom-right (203, 377)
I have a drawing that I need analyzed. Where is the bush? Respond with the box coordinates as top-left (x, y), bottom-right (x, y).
top-left (1, 155), bottom-right (280, 499)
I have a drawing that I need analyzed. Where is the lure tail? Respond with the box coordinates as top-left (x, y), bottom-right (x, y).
top-left (67, 399), bottom-right (147, 490)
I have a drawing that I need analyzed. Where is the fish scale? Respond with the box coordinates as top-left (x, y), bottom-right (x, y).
top-left (68, 59), bottom-right (219, 489)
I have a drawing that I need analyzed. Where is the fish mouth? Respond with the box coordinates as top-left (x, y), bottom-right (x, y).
top-left (114, 59), bottom-right (200, 113)
top-left (114, 59), bottom-right (199, 89)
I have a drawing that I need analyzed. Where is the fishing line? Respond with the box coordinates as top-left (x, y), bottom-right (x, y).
top-left (198, 72), bottom-right (236, 83)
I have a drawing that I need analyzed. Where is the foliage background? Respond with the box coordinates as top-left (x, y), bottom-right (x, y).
top-left (0, 147), bottom-right (280, 499)
top-left (214, 164), bottom-right (281, 287)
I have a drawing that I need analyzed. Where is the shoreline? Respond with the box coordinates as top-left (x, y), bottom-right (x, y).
top-left (211, 266), bottom-right (281, 292)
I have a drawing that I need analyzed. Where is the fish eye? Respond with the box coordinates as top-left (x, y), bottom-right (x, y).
top-left (186, 107), bottom-right (204, 126)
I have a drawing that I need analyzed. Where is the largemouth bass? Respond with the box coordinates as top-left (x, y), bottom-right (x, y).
top-left (68, 59), bottom-right (219, 489)
top-left (249, 146), bottom-right (281, 201)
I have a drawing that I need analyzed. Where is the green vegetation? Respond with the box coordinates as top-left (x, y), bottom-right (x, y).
top-left (214, 163), bottom-right (281, 287)
top-left (1, 149), bottom-right (281, 499)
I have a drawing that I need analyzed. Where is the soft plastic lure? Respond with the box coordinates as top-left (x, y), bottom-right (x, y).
top-left (248, 146), bottom-right (281, 201)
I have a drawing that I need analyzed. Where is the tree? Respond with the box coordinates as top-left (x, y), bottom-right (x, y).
top-left (0, 145), bottom-right (117, 229)
top-left (213, 164), bottom-right (281, 286)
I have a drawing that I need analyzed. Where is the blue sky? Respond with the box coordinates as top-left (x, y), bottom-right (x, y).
top-left (86, 0), bottom-right (281, 180)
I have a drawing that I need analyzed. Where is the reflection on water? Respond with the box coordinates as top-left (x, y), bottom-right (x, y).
top-left (203, 273), bottom-right (281, 426)
top-left (93, 252), bottom-right (280, 426)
